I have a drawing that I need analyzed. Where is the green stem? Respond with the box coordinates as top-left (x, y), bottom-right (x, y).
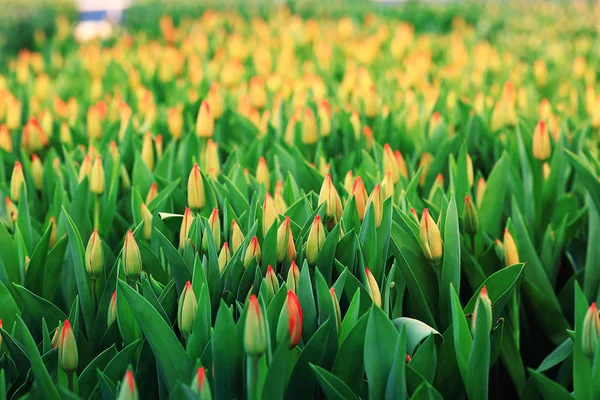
top-left (247, 356), bottom-right (260, 400)
top-left (93, 196), bottom-right (100, 230)
top-left (91, 279), bottom-right (96, 310)
top-left (67, 373), bottom-right (74, 392)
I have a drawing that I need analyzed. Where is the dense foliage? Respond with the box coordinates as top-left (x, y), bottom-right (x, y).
top-left (0, 2), bottom-right (600, 399)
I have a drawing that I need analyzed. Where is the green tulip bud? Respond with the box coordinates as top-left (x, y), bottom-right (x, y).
top-left (58, 320), bottom-right (78, 374)
top-left (116, 370), bottom-right (138, 400)
top-left (123, 230), bottom-right (142, 282)
top-left (85, 229), bottom-right (104, 280)
top-left (462, 195), bottom-right (479, 236)
top-left (244, 295), bottom-right (267, 357)
top-left (582, 302), bottom-right (600, 359)
top-left (306, 215), bottom-right (325, 266)
top-left (178, 281), bottom-right (197, 338)
top-left (191, 367), bottom-right (212, 400)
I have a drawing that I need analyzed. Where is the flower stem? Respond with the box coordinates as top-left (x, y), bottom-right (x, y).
top-left (247, 356), bottom-right (260, 400)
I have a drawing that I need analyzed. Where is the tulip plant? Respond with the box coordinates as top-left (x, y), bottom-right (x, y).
top-left (0, 1), bottom-right (600, 399)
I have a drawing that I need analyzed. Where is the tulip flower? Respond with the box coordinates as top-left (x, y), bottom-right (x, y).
top-left (107, 291), bottom-right (117, 327)
top-left (471, 286), bottom-right (493, 335)
top-left (503, 229), bottom-right (519, 267)
top-left (366, 184), bottom-right (383, 228)
top-left (582, 303), bottom-right (600, 359)
top-left (244, 236), bottom-right (261, 267)
top-left (318, 174), bottom-right (343, 224)
top-left (419, 208), bottom-right (443, 264)
top-left (187, 164), bottom-right (206, 210)
top-left (277, 290), bottom-right (303, 348)
top-left (123, 230), bottom-right (142, 282)
top-left (365, 267), bottom-right (381, 307)
top-left (116, 370), bottom-right (138, 400)
top-left (58, 320), bottom-right (78, 374)
top-left (85, 229), bottom-right (104, 280)
top-left (218, 242), bottom-right (231, 273)
top-left (10, 161), bottom-right (24, 202)
top-left (191, 367), bottom-right (212, 399)
top-left (306, 215), bottom-right (326, 266)
top-left (178, 281), bottom-right (197, 338)
top-left (244, 295), bottom-right (267, 357)
top-left (231, 219), bottom-right (244, 253)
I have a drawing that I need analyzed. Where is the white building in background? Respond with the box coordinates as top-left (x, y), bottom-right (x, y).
top-left (74, 0), bottom-right (131, 41)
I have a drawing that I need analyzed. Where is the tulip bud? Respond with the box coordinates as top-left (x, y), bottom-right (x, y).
top-left (26, 156), bottom-right (42, 193)
top-left (362, 126), bottom-right (374, 150)
top-left (276, 217), bottom-right (292, 263)
top-left (244, 236), bottom-right (261, 267)
top-left (286, 261), bottom-right (300, 293)
top-left (366, 184), bottom-right (383, 228)
top-left (265, 265), bottom-right (280, 301)
top-left (123, 230), bottom-right (142, 282)
top-left (277, 290), bottom-right (303, 348)
top-left (543, 162), bottom-right (551, 179)
top-left (302, 107), bottom-right (318, 145)
top-left (263, 193), bottom-right (278, 236)
top-left (208, 83), bottom-right (224, 119)
top-left (466, 154), bottom-right (474, 187)
top-left (394, 150), bottom-right (409, 180)
top-left (256, 157), bottom-right (270, 191)
top-left (179, 207), bottom-right (193, 250)
top-left (205, 139), bottom-right (220, 178)
top-left (419, 208), bottom-right (443, 264)
top-left (231, 219), bottom-right (244, 253)
top-left (196, 101), bottom-right (214, 138)
top-left (418, 153), bottom-right (433, 186)
top-left (471, 286), bottom-right (492, 335)
top-left (318, 174), bottom-right (343, 224)
top-left (582, 303), bottom-right (600, 359)
top-left (51, 322), bottom-right (61, 349)
top-left (330, 288), bottom-right (342, 331)
top-left (365, 267), bottom-right (382, 307)
top-left (178, 281), bottom-right (197, 338)
top-left (85, 229), bottom-right (104, 280)
top-left (188, 164), bottom-right (206, 210)
top-left (202, 208), bottom-right (221, 251)
top-left (462, 195), bottom-right (479, 236)
top-left (116, 370), bottom-right (138, 400)
top-left (409, 208), bottom-right (419, 224)
top-left (274, 190), bottom-right (287, 214)
top-left (249, 77), bottom-right (267, 109)
top-left (365, 85), bottom-right (379, 118)
top-left (476, 178), bottom-right (486, 209)
top-left (218, 243), bottom-right (230, 273)
top-left (191, 367), bottom-right (212, 399)
top-left (10, 161), bottom-right (24, 202)
top-left (532, 120), bottom-right (551, 161)
top-left (287, 225), bottom-right (297, 262)
top-left (5, 197), bottom-right (17, 229)
top-left (284, 115), bottom-right (297, 145)
top-left (107, 291), bottom-right (117, 326)
top-left (381, 171), bottom-right (394, 200)
top-left (58, 320), bottom-right (78, 374)
top-left (503, 229), bottom-right (519, 267)
top-left (167, 107), bottom-right (183, 140)
top-left (306, 215), bottom-right (326, 266)
top-left (78, 155), bottom-right (92, 183)
top-left (350, 177), bottom-right (368, 221)
top-left (48, 216), bottom-right (57, 248)
top-left (350, 111), bottom-right (361, 139)
top-left (155, 135), bottom-right (163, 160)
top-left (146, 183), bottom-right (158, 204)
top-left (344, 170), bottom-right (354, 194)
top-left (0, 125), bottom-right (12, 153)
top-left (90, 156), bottom-right (105, 195)
top-left (244, 294), bottom-right (267, 358)
top-left (318, 100), bottom-right (331, 137)
top-left (141, 132), bottom-right (154, 171)
top-left (383, 144), bottom-right (400, 183)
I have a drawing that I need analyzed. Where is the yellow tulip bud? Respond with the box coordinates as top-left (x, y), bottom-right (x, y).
top-left (141, 203), bottom-right (153, 240)
top-left (244, 236), bottom-right (261, 267)
top-left (419, 208), bottom-right (443, 264)
top-left (231, 219), bottom-right (244, 254)
top-left (476, 177), bottom-right (486, 209)
top-left (0, 124), bottom-right (12, 152)
top-left (187, 164), bottom-right (206, 210)
top-left (85, 229), bottom-right (104, 280)
top-left (381, 171), bottom-right (394, 200)
top-left (306, 215), bottom-right (326, 266)
top-left (90, 156), bottom-right (105, 195)
top-left (503, 228), bottom-right (519, 267)
top-left (141, 132), bottom-right (155, 171)
top-left (365, 267), bottom-right (381, 307)
top-left (178, 281), bottom-right (197, 338)
top-left (256, 157), bottom-right (270, 191)
top-left (146, 183), bottom-right (158, 204)
top-left (263, 193), bottom-right (278, 236)
top-left (205, 139), bottom-right (220, 178)
top-left (58, 320), bottom-right (78, 374)
top-left (302, 107), bottom-right (318, 145)
top-left (218, 242), bottom-right (231, 273)
top-left (196, 101), bottom-right (214, 138)
top-left (532, 120), bottom-right (551, 161)
top-left (383, 144), bottom-right (400, 183)
top-left (277, 217), bottom-right (291, 263)
top-left (366, 184), bottom-right (383, 228)
top-left (318, 173), bottom-right (343, 224)
top-left (202, 208), bottom-right (221, 251)
top-left (10, 161), bottom-right (24, 202)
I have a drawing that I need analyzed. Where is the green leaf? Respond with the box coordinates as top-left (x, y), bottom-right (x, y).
top-left (392, 317), bottom-right (442, 355)
top-left (118, 280), bottom-right (193, 390)
top-left (466, 296), bottom-right (491, 399)
top-left (311, 364), bottom-right (359, 400)
top-left (154, 227), bottom-right (192, 293)
top-left (332, 312), bottom-right (369, 395)
top-left (479, 153), bottom-right (508, 237)
top-left (0, 280), bottom-right (19, 329)
top-left (364, 306), bottom-right (398, 400)
top-left (439, 195), bottom-right (460, 330)
top-left (13, 283), bottom-right (67, 328)
top-left (537, 339), bottom-right (573, 373)
top-left (385, 326), bottom-right (407, 400)
top-left (450, 285), bottom-right (472, 384)
top-left (528, 369), bottom-right (573, 400)
top-left (298, 262), bottom-right (318, 341)
top-left (213, 301), bottom-right (242, 400)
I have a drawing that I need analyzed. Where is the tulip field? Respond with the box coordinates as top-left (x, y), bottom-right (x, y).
top-left (1, 1), bottom-right (600, 399)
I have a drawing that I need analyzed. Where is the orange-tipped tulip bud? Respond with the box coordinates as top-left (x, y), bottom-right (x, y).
top-left (410, 208), bottom-right (419, 224)
top-left (123, 230), bottom-right (142, 281)
top-left (90, 156), bottom-right (105, 195)
top-left (365, 267), bottom-right (382, 307)
top-left (107, 291), bottom-right (117, 327)
top-left (244, 236), bottom-right (261, 267)
top-left (277, 217), bottom-right (291, 263)
top-left (532, 120), bottom-right (551, 161)
top-left (351, 177), bottom-right (368, 221)
top-left (383, 144), bottom-right (400, 183)
top-left (10, 161), bottom-right (24, 202)
top-left (231, 219), bottom-right (244, 253)
top-left (277, 290), bottom-right (303, 348)
top-left (274, 190), bottom-right (287, 214)
top-left (141, 204), bottom-right (153, 240)
top-left (49, 216), bottom-right (57, 248)
top-left (178, 281), bottom-right (197, 338)
top-left (476, 178), bottom-right (486, 209)
top-left (419, 208), bottom-right (443, 264)
top-left (85, 229), bottom-right (104, 280)
top-left (188, 164), bottom-right (206, 210)
top-left (471, 286), bottom-right (492, 335)
top-left (318, 100), bottom-right (332, 137)
top-left (418, 153), bottom-right (433, 186)
top-left (5, 197), bottom-right (17, 230)
top-left (196, 101), bottom-right (214, 138)
top-left (306, 215), bottom-right (326, 266)
top-left (582, 303), bottom-right (600, 359)
top-left (318, 174), bottom-right (343, 223)
top-left (366, 184), bottom-right (383, 228)
top-left (503, 229), bottom-right (519, 267)
top-left (330, 288), bottom-right (342, 331)
top-left (302, 107), bottom-right (318, 145)
top-left (256, 157), bottom-right (271, 191)
top-left (0, 125), bottom-right (12, 153)
top-left (79, 155), bottom-right (92, 183)
top-left (205, 139), bottom-right (220, 178)
top-left (394, 150), bottom-right (409, 180)
top-left (218, 243), bottom-right (231, 273)
top-left (381, 171), bottom-right (394, 200)
top-left (265, 265), bottom-right (280, 302)
top-left (191, 367), bottom-right (212, 399)
top-left (202, 208), bottom-right (221, 250)
top-left (58, 320), bottom-right (78, 374)
top-left (141, 132), bottom-right (154, 171)
top-left (287, 261), bottom-right (300, 293)
top-left (466, 154), bottom-right (474, 187)
top-left (344, 170), bottom-right (354, 194)
top-left (179, 208), bottom-right (194, 250)
top-left (263, 193), bottom-right (278, 235)
top-left (116, 370), bottom-right (138, 400)
top-left (31, 154), bottom-right (43, 190)
top-left (462, 195), bottom-right (479, 236)
top-left (244, 295), bottom-right (267, 357)
top-left (146, 183), bottom-right (158, 205)
top-left (167, 107), bottom-right (183, 140)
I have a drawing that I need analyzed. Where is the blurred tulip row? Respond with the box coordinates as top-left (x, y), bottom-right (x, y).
top-left (1, 2), bottom-right (600, 399)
